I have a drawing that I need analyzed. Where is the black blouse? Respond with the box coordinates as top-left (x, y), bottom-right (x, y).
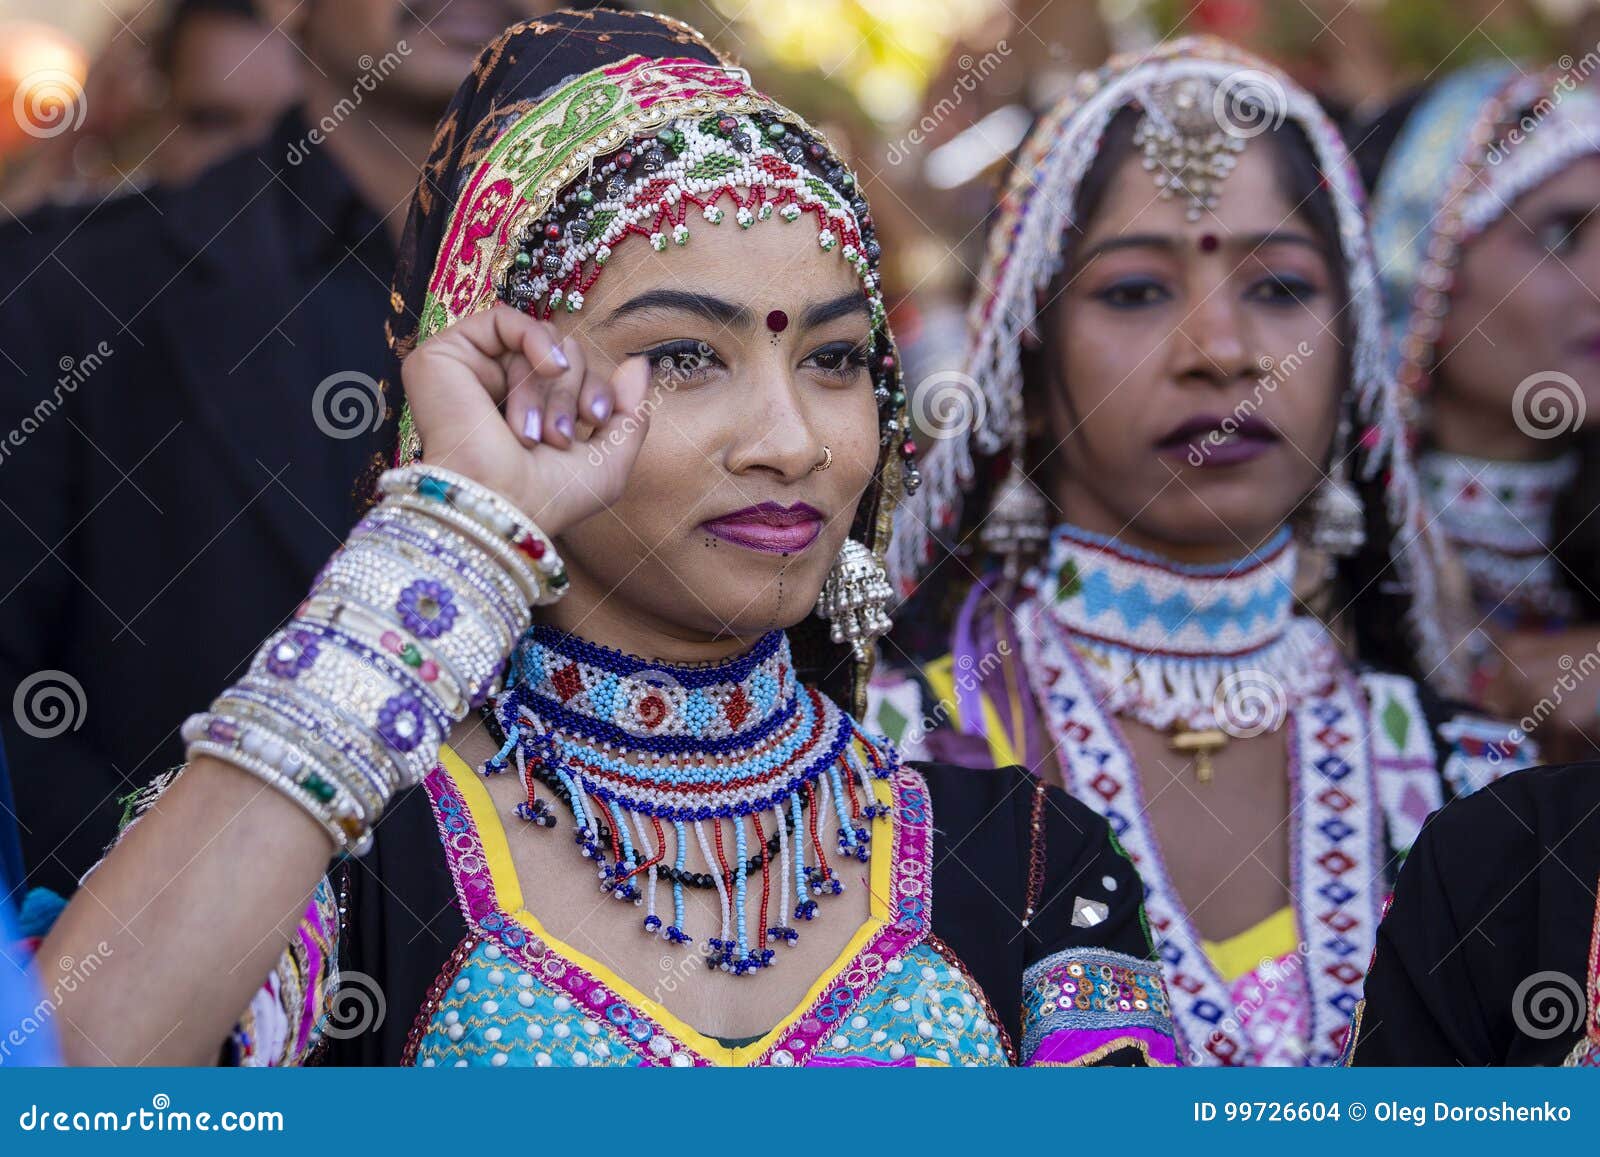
top-left (1344, 762), bottom-right (1600, 1065)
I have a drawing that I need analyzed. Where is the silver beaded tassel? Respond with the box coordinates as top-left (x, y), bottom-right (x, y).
top-left (816, 539), bottom-right (893, 661)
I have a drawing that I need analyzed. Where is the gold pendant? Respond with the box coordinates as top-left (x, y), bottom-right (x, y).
top-left (1169, 727), bottom-right (1228, 784)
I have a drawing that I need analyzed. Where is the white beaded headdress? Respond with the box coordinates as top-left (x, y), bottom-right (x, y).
top-left (890, 36), bottom-right (1464, 695)
top-left (1370, 61), bottom-right (1600, 403)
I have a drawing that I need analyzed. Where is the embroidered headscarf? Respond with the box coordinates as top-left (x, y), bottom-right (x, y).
top-left (379, 9), bottom-right (912, 715)
top-left (1370, 61), bottom-right (1600, 402)
top-left (890, 35), bottom-right (1462, 694)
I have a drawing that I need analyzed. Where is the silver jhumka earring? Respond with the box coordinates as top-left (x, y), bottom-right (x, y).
top-left (981, 441), bottom-right (1052, 584)
top-left (1309, 416), bottom-right (1366, 558)
top-left (816, 540), bottom-right (893, 661)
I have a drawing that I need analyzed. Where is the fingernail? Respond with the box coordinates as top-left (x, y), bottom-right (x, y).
top-left (524, 409), bottom-right (541, 442)
top-left (555, 414), bottom-right (574, 440)
top-left (550, 343), bottom-right (570, 370)
top-left (590, 396), bottom-right (612, 421)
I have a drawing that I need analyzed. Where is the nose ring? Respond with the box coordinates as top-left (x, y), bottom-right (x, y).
top-left (812, 445), bottom-right (833, 472)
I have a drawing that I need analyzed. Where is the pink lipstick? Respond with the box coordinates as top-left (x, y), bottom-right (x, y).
top-left (701, 502), bottom-right (824, 554)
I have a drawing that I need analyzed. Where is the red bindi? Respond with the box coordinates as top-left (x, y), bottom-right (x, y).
top-left (766, 309), bottom-right (789, 333)
top-left (1198, 233), bottom-right (1220, 253)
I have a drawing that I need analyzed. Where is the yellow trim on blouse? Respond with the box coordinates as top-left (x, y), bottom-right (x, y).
top-left (923, 655), bottom-right (1021, 769)
top-left (920, 660), bottom-right (1298, 987)
top-left (437, 744), bottom-right (896, 1067)
top-left (1202, 906), bottom-right (1298, 983)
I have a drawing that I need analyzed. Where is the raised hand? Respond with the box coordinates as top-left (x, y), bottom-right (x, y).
top-left (401, 304), bottom-right (650, 536)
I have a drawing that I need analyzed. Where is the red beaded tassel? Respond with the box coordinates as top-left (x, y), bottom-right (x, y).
top-left (841, 755), bottom-right (863, 824)
top-left (753, 810), bottom-right (773, 956)
top-left (617, 815), bottom-right (667, 886)
top-left (804, 780), bottom-right (836, 895)
top-left (712, 819), bottom-right (734, 887)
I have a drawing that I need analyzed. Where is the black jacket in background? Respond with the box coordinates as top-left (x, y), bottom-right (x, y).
top-left (0, 109), bottom-right (397, 892)
top-left (1345, 762), bottom-right (1600, 1065)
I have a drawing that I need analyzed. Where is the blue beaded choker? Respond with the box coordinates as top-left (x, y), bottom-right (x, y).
top-left (482, 627), bottom-right (896, 976)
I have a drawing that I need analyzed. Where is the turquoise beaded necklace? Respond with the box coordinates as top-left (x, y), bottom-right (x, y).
top-left (482, 627), bottom-right (896, 976)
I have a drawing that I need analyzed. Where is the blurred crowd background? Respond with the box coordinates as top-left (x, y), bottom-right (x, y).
top-left (6, 0), bottom-right (1600, 347)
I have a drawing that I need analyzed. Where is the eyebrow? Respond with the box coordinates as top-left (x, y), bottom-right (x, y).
top-left (599, 289), bottom-right (753, 329)
top-left (1078, 230), bottom-right (1326, 263)
top-left (801, 292), bottom-right (870, 331)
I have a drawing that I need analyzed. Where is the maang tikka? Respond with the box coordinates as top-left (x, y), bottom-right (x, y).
top-left (1133, 77), bottom-right (1246, 221)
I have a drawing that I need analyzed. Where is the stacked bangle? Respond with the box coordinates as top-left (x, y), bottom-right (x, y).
top-left (378, 463), bottom-right (569, 605)
top-left (183, 463), bottom-right (566, 855)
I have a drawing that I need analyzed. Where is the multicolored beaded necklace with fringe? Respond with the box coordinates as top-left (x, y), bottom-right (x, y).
top-left (481, 627), bottom-right (894, 976)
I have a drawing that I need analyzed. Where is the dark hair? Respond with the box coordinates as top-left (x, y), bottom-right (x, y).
top-left (154, 0), bottom-right (263, 76)
top-left (1357, 86), bottom-right (1600, 621)
top-left (1009, 106), bottom-right (1428, 684)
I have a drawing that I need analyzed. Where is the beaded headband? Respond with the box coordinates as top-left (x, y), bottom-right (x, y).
top-left (889, 36), bottom-right (1462, 694)
top-left (1369, 62), bottom-right (1600, 404)
top-left (394, 54), bottom-right (915, 500)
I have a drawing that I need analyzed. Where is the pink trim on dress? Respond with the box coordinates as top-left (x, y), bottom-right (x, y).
top-left (422, 760), bottom-right (934, 1067)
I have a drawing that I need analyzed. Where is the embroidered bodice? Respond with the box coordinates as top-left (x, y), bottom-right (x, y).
top-left (224, 750), bottom-right (1179, 1068)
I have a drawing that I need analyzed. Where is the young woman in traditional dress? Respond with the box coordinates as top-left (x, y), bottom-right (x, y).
top-left (876, 39), bottom-right (1532, 1067)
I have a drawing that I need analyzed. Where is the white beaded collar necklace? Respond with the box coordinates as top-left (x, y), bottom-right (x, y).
top-left (1419, 450), bottom-right (1579, 623)
top-left (1022, 524), bottom-right (1340, 749)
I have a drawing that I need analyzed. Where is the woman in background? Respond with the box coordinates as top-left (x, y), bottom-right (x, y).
top-left (876, 38), bottom-right (1532, 1067)
top-left (1362, 64), bottom-right (1600, 761)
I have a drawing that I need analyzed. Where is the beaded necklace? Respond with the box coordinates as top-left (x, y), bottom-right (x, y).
top-left (1027, 524), bottom-right (1340, 740)
top-left (1418, 450), bottom-right (1579, 625)
top-left (483, 627), bottom-right (894, 976)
